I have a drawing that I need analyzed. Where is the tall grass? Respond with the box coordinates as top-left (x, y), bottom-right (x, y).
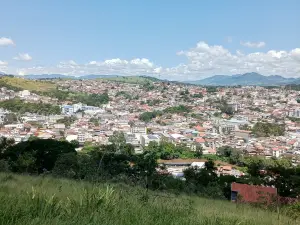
top-left (0, 173), bottom-right (297, 225)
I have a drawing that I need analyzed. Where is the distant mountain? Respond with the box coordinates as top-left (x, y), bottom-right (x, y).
top-left (23, 74), bottom-right (122, 80)
top-left (187, 72), bottom-right (299, 86)
top-left (0, 72), bottom-right (6, 76)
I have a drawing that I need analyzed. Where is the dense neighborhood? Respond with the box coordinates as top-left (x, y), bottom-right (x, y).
top-left (1, 77), bottom-right (300, 180)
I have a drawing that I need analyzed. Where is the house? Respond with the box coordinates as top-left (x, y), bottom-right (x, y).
top-left (234, 130), bottom-right (251, 142)
top-left (140, 134), bottom-right (160, 147)
top-left (231, 183), bottom-right (277, 204)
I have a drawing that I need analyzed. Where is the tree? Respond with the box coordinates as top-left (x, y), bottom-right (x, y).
top-left (108, 131), bottom-right (126, 153)
top-left (70, 140), bottom-right (80, 148)
top-left (252, 122), bottom-right (285, 137)
top-left (3, 113), bottom-right (18, 124)
top-left (194, 144), bottom-right (203, 158)
top-left (2, 139), bottom-right (76, 173)
top-left (217, 146), bottom-right (234, 158)
top-left (28, 135), bottom-right (39, 142)
top-left (0, 137), bottom-right (15, 154)
top-left (52, 152), bottom-right (79, 178)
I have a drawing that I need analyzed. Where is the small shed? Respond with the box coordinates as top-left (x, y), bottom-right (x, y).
top-left (231, 183), bottom-right (277, 204)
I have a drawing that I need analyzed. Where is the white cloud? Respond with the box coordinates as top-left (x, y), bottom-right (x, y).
top-left (0, 37), bottom-right (14, 46)
top-left (4, 41), bottom-right (300, 80)
top-left (173, 41), bottom-right (299, 80)
top-left (0, 61), bottom-right (8, 66)
top-left (240, 41), bottom-right (266, 48)
top-left (13, 53), bottom-right (32, 61)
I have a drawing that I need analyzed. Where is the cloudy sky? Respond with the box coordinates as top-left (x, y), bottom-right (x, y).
top-left (0, 0), bottom-right (299, 80)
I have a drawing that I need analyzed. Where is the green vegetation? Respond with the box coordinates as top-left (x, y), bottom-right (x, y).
top-left (288, 117), bottom-right (300, 122)
top-left (38, 90), bottom-right (109, 106)
top-left (249, 107), bottom-right (262, 112)
top-left (57, 116), bottom-right (77, 127)
top-left (0, 173), bottom-right (296, 225)
top-left (139, 111), bottom-right (162, 122)
top-left (218, 99), bottom-right (234, 115)
top-left (89, 117), bottom-right (99, 126)
top-left (252, 122), bottom-right (285, 137)
top-left (164, 105), bottom-right (191, 114)
top-left (115, 91), bottom-right (132, 99)
top-left (0, 76), bottom-right (56, 92)
top-left (206, 86), bottom-right (217, 93)
top-left (192, 93), bottom-right (204, 98)
top-left (217, 146), bottom-right (242, 164)
top-left (2, 113), bottom-right (18, 125)
top-left (146, 141), bottom-right (202, 159)
top-left (0, 99), bottom-right (60, 115)
top-left (146, 99), bottom-right (161, 106)
top-left (0, 137), bottom-right (300, 223)
top-left (99, 76), bottom-right (161, 84)
top-left (142, 81), bottom-right (155, 91)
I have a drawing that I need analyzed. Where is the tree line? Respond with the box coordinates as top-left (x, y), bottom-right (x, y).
top-left (1, 135), bottom-right (300, 202)
top-left (0, 98), bottom-right (61, 115)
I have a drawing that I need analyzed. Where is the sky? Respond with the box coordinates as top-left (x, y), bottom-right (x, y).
top-left (0, 0), bottom-right (299, 80)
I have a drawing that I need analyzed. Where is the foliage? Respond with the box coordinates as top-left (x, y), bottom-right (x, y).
top-left (142, 82), bottom-right (155, 91)
top-left (288, 117), bottom-right (300, 122)
top-left (218, 99), bottom-right (234, 115)
top-left (0, 76), bottom-right (56, 92)
top-left (163, 105), bottom-right (191, 114)
top-left (1, 139), bottom-right (76, 173)
top-left (115, 91), bottom-right (132, 99)
top-left (52, 152), bottom-right (79, 178)
top-left (252, 122), bottom-right (285, 137)
top-left (146, 141), bottom-right (197, 160)
top-left (139, 111), bottom-right (162, 122)
top-left (249, 107), bottom-right (263, 112)
top-left (89, 117), bottom-right (99, 126)
top-left (70, 140), bottom-right (80, 148)
top-left (2, 113), bottom-right (18, 125)
top-left (146, 99), bottom-right (161, 106)
top-left (100, 75), bottom-right (161, 84)
top-left (206, 86), bottom-right (217, 93)
top-left (192, 93), bottom-right (204, 98)
top-left (0, 173), bottom-right (294, 225)
top-left (217, 146), bottom-right (242, 164)
top-left (38, 90), bottom-right (109, 106)
top-left (0, 99), bottom-right (60, 115)
top-left (57, 116), bottom-right (77, 127)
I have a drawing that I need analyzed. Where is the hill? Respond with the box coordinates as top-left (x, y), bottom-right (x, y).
top-left (0, 76), bottom-right (56, 91)
top-left (98, 75), bottom-right (162, 84)
top-left (23, 74), bottom-right (120, 80)
top-left (23, 74), bottom-right (164, 84)
top-left (0, 173), bottom-right (294, 225)
top-left (188, 73), bottom-right (298, 86)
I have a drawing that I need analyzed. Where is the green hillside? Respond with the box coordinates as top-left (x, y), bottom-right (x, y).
top-left (99, 76), bottom-right (162, 84)
top-left (0, 76), bottom-right (56, 92)
top-left (0, 173), bottom-right (296, 225)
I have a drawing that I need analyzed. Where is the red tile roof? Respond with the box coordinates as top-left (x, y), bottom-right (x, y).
top-left (231, 183), bottom-right (277, 204)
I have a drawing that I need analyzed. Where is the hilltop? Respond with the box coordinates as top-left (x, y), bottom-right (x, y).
top-left (98, 75), bottom-right (163, 84)
top-left (0, 76), bottom-right (56, 92)
top-left (22, 74), bottom-right (163, 84)
top-left (188, 72), bottom-right (298, 86)
top-left (0, 173), bottom-right (294, 225)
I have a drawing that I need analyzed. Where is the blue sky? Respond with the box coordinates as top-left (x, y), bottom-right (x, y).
top-left (0, 0), bottom-right (299, 80)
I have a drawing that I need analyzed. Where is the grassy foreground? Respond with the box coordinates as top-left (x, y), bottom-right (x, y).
top-left (0, 77), bottom-right (56, 91)
top-left (0, 173), bottom-right (297, 225)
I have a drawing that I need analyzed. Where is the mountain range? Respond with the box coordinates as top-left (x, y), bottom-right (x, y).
top-left (20, 74), bottom-right (120, 80)
top-left (187, 72), bottom-right (299, 86)
top-left (1, 72), bottom-right (299, 86)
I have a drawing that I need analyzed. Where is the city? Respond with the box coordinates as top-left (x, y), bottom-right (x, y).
top-left (0, 0), bottom-right (300, 224)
